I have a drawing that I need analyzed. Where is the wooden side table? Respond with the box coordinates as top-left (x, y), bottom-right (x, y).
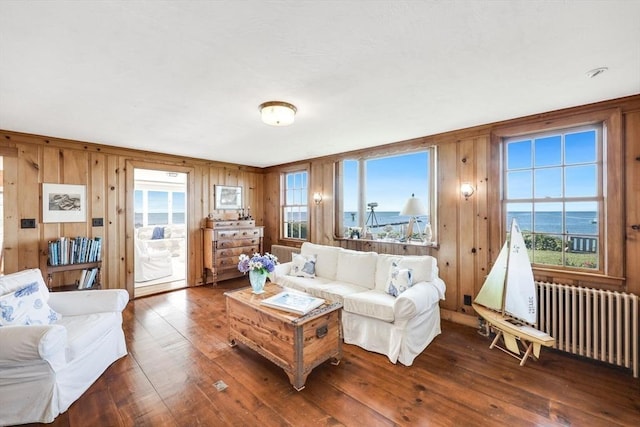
top-left (224, 284), bottom-right (342, 390)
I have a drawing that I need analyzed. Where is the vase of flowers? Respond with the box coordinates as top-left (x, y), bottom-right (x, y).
top-left (237, 252), bottom-right (278, 294)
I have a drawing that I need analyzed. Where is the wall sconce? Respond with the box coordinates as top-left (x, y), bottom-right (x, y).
top-left (313, 192), bottom-right (323, 205)
top-left (460, 182), bottom-right (475, 200)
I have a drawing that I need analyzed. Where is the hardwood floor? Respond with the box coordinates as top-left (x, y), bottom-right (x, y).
top-left (20, 279), bottom-right (640, 427)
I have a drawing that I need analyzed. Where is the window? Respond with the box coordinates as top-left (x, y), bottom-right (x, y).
top-left (282, 170), bottom-right (308, 240)
top-left (503, 125), bottom-right (602, 271)
top-left (335, 149), bottom-right (436, 243)
top-left (134, 169), bottom-right (187, 228)
top-left (134, 189), bottom-right (186, 227)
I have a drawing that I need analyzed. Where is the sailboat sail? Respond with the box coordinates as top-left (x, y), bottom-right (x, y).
top-left (474, 218), bottom-right (537, 325)
top-left (504, 220), bottom-right (537, 324)
top-left (474, 243), bottom-right (508, 312)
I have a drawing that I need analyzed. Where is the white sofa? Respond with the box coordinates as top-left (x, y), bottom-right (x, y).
top-left (0, 268), bottom-right (129, 425)
top-left (273, 242), bottom-right (446, 366)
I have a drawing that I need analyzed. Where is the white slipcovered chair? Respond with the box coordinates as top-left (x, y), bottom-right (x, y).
top-left (0, 268), bottom-right (129, 425)
top-left (134, 236), bottom-right (173, 282)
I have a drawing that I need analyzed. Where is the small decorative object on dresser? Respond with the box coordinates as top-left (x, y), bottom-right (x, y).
top-left (203, 219), bottom-right (264, 285)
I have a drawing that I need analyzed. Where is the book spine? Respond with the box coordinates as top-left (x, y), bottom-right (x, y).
top-left (81, 237), bottom-right (88, 263)
top-left (53, 241), bottom-right (59, 266)
top-left (94, 237), bottom-right (102, 262)
top-left (86, 268), bottom-right (98, 288)
top-left (78, 269), bottom-right (88, 289)
top-left (75, 237), bottom-right (82, 264)
top-left (48, 241), bottom-right (54, 265)
top-left (69, 239), bottom-right (75, 264)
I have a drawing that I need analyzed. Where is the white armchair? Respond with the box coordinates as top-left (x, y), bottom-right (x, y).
top-left (0, 268), bottom-right (129, 425)
top-left (134, 236), bottom-right (173, 282)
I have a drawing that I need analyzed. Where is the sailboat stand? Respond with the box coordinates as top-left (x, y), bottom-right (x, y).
top-left (472, 218), bottom-right (555, 366)
top-left (473, 304), bottom-right (555, 366)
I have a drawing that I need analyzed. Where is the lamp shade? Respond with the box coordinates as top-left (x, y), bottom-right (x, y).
top-left (400, 194), bottom-right (428, 216)
top-left (259, 101), bottom-right (297, 126)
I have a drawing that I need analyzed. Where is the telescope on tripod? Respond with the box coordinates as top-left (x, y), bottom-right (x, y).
top-left (366, 202), bottom-right (379, 228)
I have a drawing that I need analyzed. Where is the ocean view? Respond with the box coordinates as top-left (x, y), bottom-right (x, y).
top-left (507, 211), bottom-right (597, 235)
top-left (341, 210), bottom-right (598, 236)
top-left (135, 212), bottom-right (185, 227)
top-left (138, 211), bottom-right (598, 237)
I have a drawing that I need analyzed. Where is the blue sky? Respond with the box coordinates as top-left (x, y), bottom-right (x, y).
top-left (506, 129), bottom-right (597, 211)
top-left (342, 129), bottom-right (597, 213)
top-left (343, 151), bottom-right (429, 212)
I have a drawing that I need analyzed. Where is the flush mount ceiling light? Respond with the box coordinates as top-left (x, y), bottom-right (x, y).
top-left (586, 67), bottom-right (608, 78)
top-left (259, 101), bottom-right (297, 126)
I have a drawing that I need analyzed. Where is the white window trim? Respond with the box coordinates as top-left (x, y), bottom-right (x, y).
top-left (491, 108), bottom-right (624, 286)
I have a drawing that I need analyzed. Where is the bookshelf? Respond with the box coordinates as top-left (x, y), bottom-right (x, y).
top-left (46, 261), bottom-right (102, 291)
top-left (46, 236), bottom-right (103, 291)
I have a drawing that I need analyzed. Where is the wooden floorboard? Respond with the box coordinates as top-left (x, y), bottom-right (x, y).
top-left (16, 279), bottom-right (640, 427)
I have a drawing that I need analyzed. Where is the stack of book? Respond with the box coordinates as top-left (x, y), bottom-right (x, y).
top-left (77, 267), bottom-right (99, 289)
top-left (47, 236), bottom-right (102, 266)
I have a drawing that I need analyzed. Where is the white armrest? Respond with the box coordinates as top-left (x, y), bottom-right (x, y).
top-left (272, 262), bottom-right (292, 282)
top-left (394, 280), bottom-right (446, 321)
top-left (0, 325), bottom-right (67, 370)
top-left (48, 289), bottom-right (129, 316)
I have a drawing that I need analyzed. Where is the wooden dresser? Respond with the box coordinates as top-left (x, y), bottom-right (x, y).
top-left (203, 219), bottom-right (264, 284)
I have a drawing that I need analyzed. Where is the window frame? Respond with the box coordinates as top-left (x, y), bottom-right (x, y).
top-left (334, 147), bottom-right (438, 245)
top-left (502, 124), bottom-right (603, 272)
top-left (491, 108), bottom-right (624, 286)
top-left (280, 168), bottom-right (309, 242)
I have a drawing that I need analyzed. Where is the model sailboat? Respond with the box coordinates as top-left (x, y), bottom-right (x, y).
top-left (472, 218), bottom-right (555, 366)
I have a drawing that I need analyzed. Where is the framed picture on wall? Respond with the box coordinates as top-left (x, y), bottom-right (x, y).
top-left (42, 183), bottom-right (87, 223)
top-left (214, 185), bottom-right (242, 210)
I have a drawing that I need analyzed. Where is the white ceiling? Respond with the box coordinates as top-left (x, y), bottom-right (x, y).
top-left (1, 1), bottom-right (639, 167)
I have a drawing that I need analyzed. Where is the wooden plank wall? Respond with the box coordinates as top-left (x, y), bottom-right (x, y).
top-left (2, 94), bottom-right (639, 324)
top-left (263, 95), bottom-right (640, 325)
top-left (0, 131), bottom-right (263, 299)
top-left (625, 109), bottom-right (640, 295)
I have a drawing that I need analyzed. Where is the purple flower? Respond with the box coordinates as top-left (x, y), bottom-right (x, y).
top-left (237, 252), bottom-right (279, 274)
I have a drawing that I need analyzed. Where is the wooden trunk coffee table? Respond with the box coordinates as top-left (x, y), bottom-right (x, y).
top-left (224, 283), bottom-right (342, 391)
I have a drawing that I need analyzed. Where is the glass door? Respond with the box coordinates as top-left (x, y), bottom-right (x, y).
top-left (133, 168), bottom-right (187, 295)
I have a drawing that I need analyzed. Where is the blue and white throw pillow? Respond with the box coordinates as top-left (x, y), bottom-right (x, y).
top-left (385, 261), bottom-right (413, 297)
top-left (289, 253), bottom-right (317, 278)
top-left (0, 282), bottom-right (62, 326)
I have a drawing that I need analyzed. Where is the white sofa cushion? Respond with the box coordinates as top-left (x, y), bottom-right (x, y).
top-left (316, 282), bottom-right (369, 305)
top-left (336, 249), bottom-right (377, 289)
top-left (277, 274), bottom-right (334, 298)
top-left (300, 242), bottom-right (341, 280)
top-left (343, 290), bottom-right (396, 322)
top-left (396, 255), bottom-right (436, 284)
top-left (374, 254), bottom-right (401, 291)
